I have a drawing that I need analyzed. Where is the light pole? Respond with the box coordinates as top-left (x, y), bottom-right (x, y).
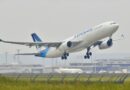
top-left (17, 49), bottom-right (20, 61)
top-left (5, 52), bottom-right (8, 65)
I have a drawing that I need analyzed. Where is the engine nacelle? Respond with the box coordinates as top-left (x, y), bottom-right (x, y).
top-left (98, 39), bottom-right (113, 49)
top-left (67, 41), bottom-right (72, 48)
top-left (59, 41), bottom-right (73, 51)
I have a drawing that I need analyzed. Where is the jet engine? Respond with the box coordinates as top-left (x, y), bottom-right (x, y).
top-left (67, 41), bottom-right (72, 48)
top-left (59, 41), bottom-right (73, 52)
top-left (98, 39), bottom-right (113, 49)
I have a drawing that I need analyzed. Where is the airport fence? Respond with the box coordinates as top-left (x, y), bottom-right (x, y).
top-left (0, 73), bottom-right (129, 83)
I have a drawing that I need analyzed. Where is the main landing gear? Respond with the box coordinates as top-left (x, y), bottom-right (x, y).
top-left (61, 52), bottom-right (69, 60)
top-left (84, 47), bottom-right (92, 59)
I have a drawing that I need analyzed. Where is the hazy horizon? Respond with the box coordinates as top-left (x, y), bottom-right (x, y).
top-left (0, 53), bottom-right (129, 65)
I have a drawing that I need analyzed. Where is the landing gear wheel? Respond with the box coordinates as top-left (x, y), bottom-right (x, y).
top-left (89, 52), bottom-right (92, 56)
top-left (84, 55), bottom-right (87, 59)
top-left (64, 56), bottom-right (67, 60)
top-left (84, 55), bottom-right (90, 59)
top-left (66, 53), bottom-right (69, 56)
top-left (84, 47), bottom-right (92, 59)
top-left (61, 52), bottom-right (69, 60)
top-left (87, 55), bottom-right (90, 59)
top-left (61, 56), bottom-right (64, 60)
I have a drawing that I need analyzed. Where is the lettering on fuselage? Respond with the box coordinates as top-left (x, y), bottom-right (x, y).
top-left (74, 28), bottom-right (92, 38)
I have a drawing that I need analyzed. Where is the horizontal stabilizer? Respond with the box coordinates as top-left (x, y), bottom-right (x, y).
top-left (15, 53), bottom-right (39, 56)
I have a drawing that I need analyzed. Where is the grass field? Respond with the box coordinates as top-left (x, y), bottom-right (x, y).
top-left (0, 75), bottom-right (130, 90)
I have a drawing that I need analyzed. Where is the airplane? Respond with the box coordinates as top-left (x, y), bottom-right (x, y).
top-left (0, 21), bottom-right (119, 59)
top-left (54, 68), bottom-right (83, 74)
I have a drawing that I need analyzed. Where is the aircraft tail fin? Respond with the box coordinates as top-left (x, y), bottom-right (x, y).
top-left (31, 33), bottom-right (42, 50)
top-left (31, 33), bottom-right (42, 42)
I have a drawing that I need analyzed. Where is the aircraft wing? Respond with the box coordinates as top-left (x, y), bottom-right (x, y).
top-left (93, 41), bottom-right (102, 47)
top-left (93, 34), bottom-right (125, 47)
top-left (0, 39), bottom-right (81, 48)
top-left (0, 39), bottom-right (62, 47)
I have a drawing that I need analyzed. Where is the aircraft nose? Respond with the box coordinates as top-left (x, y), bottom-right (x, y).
top-left (110, 22), bottom-right (119, 32)
top-left (113, 23), bottom-right (119, 31)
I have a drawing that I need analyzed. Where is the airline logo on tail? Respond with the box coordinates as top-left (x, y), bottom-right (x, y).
top-left (31, 33), bottom-right (49, 57)
top-left (31, 33), bottom-right (42, 42)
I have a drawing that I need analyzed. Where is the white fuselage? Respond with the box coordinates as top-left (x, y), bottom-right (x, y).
top-left (45, 21), bottom-right (119, 58)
